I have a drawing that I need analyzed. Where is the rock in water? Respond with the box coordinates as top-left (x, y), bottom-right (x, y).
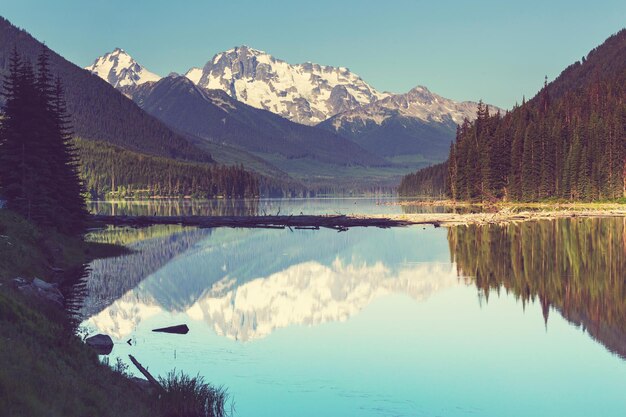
top-left (85, 334), bottom-right (114, 355)
top-left (152, 324), bottom-right (189, 334)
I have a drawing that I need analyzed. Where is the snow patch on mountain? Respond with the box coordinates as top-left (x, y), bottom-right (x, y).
top-left (326, 86), bottom-right (502, 132)
top-left (185, 67), bottom-right (203, 84)
top-left (87, 46), bottom-right (501, 132)
top-left (185, 45), bottom-right (389, 125)
top-left (85, 48), bottom-right (161, 88)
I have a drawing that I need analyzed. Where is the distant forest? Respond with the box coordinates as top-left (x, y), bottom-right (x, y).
top-left (75, 138), bottom-right (326, 199)
top-left (76, 138), bottom-right (260, 199)
top-left (399, 29), bottom-right (626, 201)
top-left (397, 162), bottom-right (447, 197)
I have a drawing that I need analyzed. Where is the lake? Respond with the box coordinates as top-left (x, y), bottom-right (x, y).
top-left (79, 200), bottom-right (626, 417)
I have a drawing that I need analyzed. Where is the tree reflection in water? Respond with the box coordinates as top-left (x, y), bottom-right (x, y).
top-left (449, 218), bottom-right (626, 359)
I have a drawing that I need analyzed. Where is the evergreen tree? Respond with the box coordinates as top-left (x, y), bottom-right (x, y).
top-left (399, 65), bottom-right (626, 202)
top-left (0, 46), bottom-right (87, 234)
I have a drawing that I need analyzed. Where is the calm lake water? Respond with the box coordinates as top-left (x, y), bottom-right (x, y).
top-left (80, 200), bottom-right (626, 417)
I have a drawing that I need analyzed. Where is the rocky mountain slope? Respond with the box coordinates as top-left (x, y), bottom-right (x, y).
top-left (0, 17), bottom-right (211, 162)
top-left (121, 75), bottom-right (387, 167)
top-left (184, 45), bottom-right (387, 125)
top-left (318, 86), bottom-right (498, 159)
top-left (87, 46), bottom-right (499, 164)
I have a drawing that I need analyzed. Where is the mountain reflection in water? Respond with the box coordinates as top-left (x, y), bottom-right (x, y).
top-left (76, 216), bottom-right (626, 417)
top-left (83, 227), bottom-right (455, 340)
top-left (82, 217), bottom-right (626, 359)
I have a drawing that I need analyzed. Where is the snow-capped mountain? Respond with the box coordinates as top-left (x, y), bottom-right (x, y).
top-left (120, 75), bottom-right (386, 167)
top-left (328, 85), bottom-right (489, 128)
top-left (317, 87), bottom-right (502, 159)
top-left (184, 45), bottom-right (388, 125)
top-left (87, 46), bottom-right (498, 130)
top-left (85, 48), bottom-right (161, 88)
top-left (86, 46), bottom-right (502, 163)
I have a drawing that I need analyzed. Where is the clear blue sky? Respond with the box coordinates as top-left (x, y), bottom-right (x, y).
top-left (3, 0), bottom-right (625, 109)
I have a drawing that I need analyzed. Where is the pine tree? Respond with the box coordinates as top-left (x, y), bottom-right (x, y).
top-left (447, 141), bottom-right (458, 199)
top-left (50, 76), bottom-right (88, 233)
top-left (0, 46), bottom-right (87, 234)
top-left (0, 48), bottom-right (23, 207)
top-left (0, 56), bottom-right (51, 222)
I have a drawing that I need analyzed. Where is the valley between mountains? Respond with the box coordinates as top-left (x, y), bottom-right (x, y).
top-left (85, 45), bottom-right (501, 190)
top-left (0, 15), bottom-right (499, 195)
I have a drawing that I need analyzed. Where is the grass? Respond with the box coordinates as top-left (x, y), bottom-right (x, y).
top-left (0, 209), bottom-right (155, 416)
top-left (158, 371), bottom-right (231, 417)
top-left (0, 209), bottom-right (126, 282)
top-left (0, 288), bottom-right (156, 417)
top-left (0, 209), bottom-right (229, 417)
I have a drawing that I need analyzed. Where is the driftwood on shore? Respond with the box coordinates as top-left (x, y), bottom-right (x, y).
top-left (90, 214), bottom-right (416, 231)
top-left (90, 208), bottom-right (626, 231)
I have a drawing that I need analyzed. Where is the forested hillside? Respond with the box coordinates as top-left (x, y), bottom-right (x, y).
top-left (0, 17), bottom-right (211, 162)
top-left (75, 138), bottom-right (317, 198)
top-left (397, 162), bottom-right (447, 197)
top-left (399, 29), bottom-right (626, 201)
top-left (76, 139), bottom-right (258, 198)
top-left (124, 75), bottom-right (387, 167)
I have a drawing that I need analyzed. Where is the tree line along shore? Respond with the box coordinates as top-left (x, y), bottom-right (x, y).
top-left (399, 29), bottom-right (626, 203)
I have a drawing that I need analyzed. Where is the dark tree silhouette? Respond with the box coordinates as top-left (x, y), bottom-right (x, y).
top-left (0, 46), bottom-right (88, 233)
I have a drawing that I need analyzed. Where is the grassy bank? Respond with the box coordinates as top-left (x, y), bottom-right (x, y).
top-left (0, 209), bottom-right (157, 416)
top-left (0, 210), bottom-right (126, 281)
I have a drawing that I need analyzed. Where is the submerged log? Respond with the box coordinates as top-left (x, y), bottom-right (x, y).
top-left (152, 324), bottom-right (190, 334)
top-left (90, 214), bottom-right (416, 230)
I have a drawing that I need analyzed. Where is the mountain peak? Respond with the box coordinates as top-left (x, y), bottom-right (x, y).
top-left (188, 46), bottom-right (386, 125)
top-left (86, 48), bottom-right (161, 88)
top-left (409, 85), bottom-right (431, 94)
top-left (227, 45), bottom-right (266, 54)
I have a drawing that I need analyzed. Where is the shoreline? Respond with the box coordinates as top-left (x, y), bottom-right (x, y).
top-left (0, 209), bottom-right (155, 417)
top-left (390, 199), bottom-right (626, 209)
top-left (373, 207), bottom-right (626, 227)
top-left (89, 205), bottom-right (626, 230)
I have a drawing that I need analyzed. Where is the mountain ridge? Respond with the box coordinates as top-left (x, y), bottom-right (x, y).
top-left (87, 45), bottom-right (501, 164)
top-left (120, 75), bottom-right (388, 167)
top-left (87, 45), bottom-right (498, 129)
